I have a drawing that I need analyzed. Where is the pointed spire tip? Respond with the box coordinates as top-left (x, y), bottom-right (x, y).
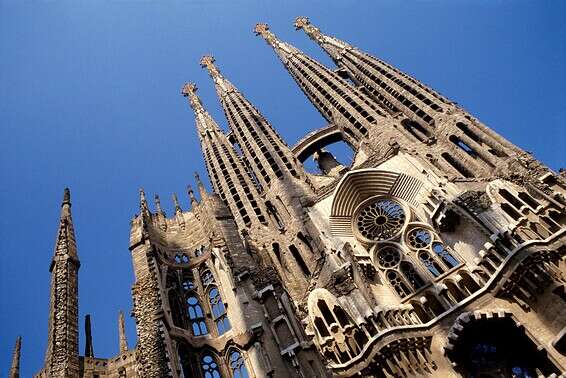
top-left (254, 22), bottom-right (270, 36)
top-left (200, 55), bottom-right (223, 80)
top-left (181, 82), bottom-right (197, 97)
top-left (187, 184), bottom-right (197, 203)
top-left (294, 16), bottom-right (310, 30)
top-left (118, 310), bottom-right (128, 353)
top-left (172, 193), bottom-right (182, 212)
top-left (62, 187), bottom-right (71, 205)
top-left (200, 54), bottom-right (216, 68)
top-left (293, 16), bottom-right (324, 43)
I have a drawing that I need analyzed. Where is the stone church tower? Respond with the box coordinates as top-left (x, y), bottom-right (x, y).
top-left (8, 16), bottom-right (565, 378)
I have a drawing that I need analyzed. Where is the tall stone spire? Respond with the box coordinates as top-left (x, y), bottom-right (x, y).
top-left (118, 310), bottom-right (129, 353)
top-left (294, 16), bottom-right (518, 171)
top-left (44, 188), bottom-right (80, 377)
top-left (84, 314), bottom-right (94, 358)
top-left (200, 55), bottom-right (307, 189)
top-left (294, 16), bottom-right (444, 129)
top-left (8, 336), bottom-right (21, 378)
top-left (254, 23), bottom-right (391, 146)
top-left (182, 83), bottom-right (268, 229)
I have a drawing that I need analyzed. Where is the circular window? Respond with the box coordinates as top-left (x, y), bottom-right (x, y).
top-left (407, 228), bottom-right (432, 249)
top-left (376, 247), bottom-right (401, 268)
top-left (354, 198), bottom-right (407, 242)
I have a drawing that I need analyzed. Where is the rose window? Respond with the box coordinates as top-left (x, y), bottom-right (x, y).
top-left (355, 199), bottom-right (406, 241)
top-left (407, 228), bottom-right (432, 249)
top-left (376, 247), bottom-right (401, 268)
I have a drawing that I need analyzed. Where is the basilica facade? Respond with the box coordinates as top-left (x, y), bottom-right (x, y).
top-left (8, 17), bottom-right (566, 378)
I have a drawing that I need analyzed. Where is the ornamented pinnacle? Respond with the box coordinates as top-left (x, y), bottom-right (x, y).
top-left (201, 55), bottom-right (235, 94)
top-left (183, 82), bottom-right (224, 135)
top-left (293, 16), bottom-right (310, 30)
top-left (294, 16), bottom-right (323, 43)
top-left (181, 82), bottom-right (195, 97)
top-left (182, 82), bottom-right (205, 114)
top-left (195, 172), bottom-right (203, 187)
top-left (254, 22), bottom-right (299, 62)
top-left (187, 184), bottom-right (197, 203)
top-left (254, 23), bottom-right (277, 45)
top-left (62, 187), bottom-right (71, 206)
top-left (118, 310), bottom-right (128, 353)
top-left (60, 187), bottom-right (73, 220)
top-left (139, 188), bottom-right (150, 215)
top-left (195, 171), bottom-right (208, 201)
top-left (200, 55), bottom-right (220, 77)
top-left (172, 193), bottom-right (182, 213)
top-left (154, 194), bottom-right (164, 215)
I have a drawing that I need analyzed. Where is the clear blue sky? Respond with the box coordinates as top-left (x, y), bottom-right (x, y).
top-left (1, 1), bottom-right (564, 376)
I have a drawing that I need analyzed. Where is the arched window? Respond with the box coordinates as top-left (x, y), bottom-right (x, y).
top-left (441, 152), bottom-right (474, 178)
top-left (228, 350), bottom-right (250, 378)
top-left (178, 344), bottom-right (193, 378)
top-left (209, 287), bottom-right (231, 335)
top-left (201, 269), bottom-right (215, 286)
top-left (401, 118), bottom-right (431, 143)
top-left (169, 291), bottom-right (184, 328)
top-left (201, 354), bottom-right (221, 378)
top-left (432, 242), bottom-right (459, 268)
top-left (289, 244), bottom-right (310, 276)
top-left (406, 228), bottom-right (460, 276)
top-left (181, 271), bottom-right (195, 291)
top-left (187, 296), bottom-right (208, 336)
top-left (386, 270), bottom-right (412, 297)
top-left (272, 243), bottom-right (283, 267)
top-left (446, 315), bottom-right (561, 377)
top-left (333, 306), bottom-right (353, 328)
top-left (400, 261), bottom-right (425, 290)
top-left (314, 317), bottom-right (330, 337)
top-left (419, 251), bottom-right (444, 277)
top-left (317, 299), bottom-right (335, 325)
top-left (265, 200), bottom-right (285, 230)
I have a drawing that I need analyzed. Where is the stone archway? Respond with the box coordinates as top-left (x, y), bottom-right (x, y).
top-left (444, 311), bottom-right (561, 377)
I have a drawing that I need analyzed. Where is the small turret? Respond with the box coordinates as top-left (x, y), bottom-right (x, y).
top-left (172, 193), bottom-right (182, 214)
top-left (187, 184), bottom-right (198, 205)
top-left (139, 188), bottom-right (150, 216)
top-left (194, 172), bottom-right (207, 201)
top-left (118, 311), bottom-right (128, 353)
top-left (154, 194), bottom-right (164, 216)
top-left (153, 194), bottom-right (167, 231)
